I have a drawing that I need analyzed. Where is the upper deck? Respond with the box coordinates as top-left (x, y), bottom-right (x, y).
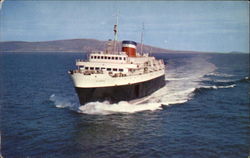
top-left (88, 51), bottom-right (128, 64)
top-left (73, 51), bottom-right (165, 78)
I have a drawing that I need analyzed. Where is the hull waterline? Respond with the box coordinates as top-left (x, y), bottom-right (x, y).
top-left (75, 75), bottom-right (165, 105)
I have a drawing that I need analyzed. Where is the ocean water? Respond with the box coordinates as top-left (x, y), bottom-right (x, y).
top-left (0, 52), bottom-right (249, 158)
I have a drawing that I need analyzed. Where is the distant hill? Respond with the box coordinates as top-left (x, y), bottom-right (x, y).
top-left (0, 38), bottom-right (201, 54)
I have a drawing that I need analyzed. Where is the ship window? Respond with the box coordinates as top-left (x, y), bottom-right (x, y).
top-left (115, 57), bottom-right (118, 60)
top-left (85, 67), bottom-right (89, 70)
top-left (95, 67), bottom-right (100, 70)
top-left (101, 67), bottom-right (105, 70)
top-left (119, 57), bottom-right (122, 60)
top-left (101, 56), bottom-right (104, 59)
top-left (97, 56), bottom-right (100, 59)
top-left (108, 57), bottom-right (111, 60)
top-left (90, 67), bottom-right (94, 70)
top-left (94, 56), bottom-right (96, 59)
top-left (107, 68), bottom-right (111, 71)
top-left (111, 57), bottom-right (114, 60)
top-left (119, 69), bottom-right (123, 72)
top-left (123, 57), bottom-right (126, 60)
top-left (113, 68), bottom-right (117, 71)
top-left (90, 56), bottom-right (93, 59)
top-left (104, 56), bottom-right (107, 59)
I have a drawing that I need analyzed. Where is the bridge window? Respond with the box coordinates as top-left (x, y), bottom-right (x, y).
top-left (119, 69), bottom-right (123, 72)
top-left (85, 67), bottom-right (89, 70)
top-left (90, 67), bottom-right (94, 70)
top-left (113, 68), bottom-right (117, 71)
top-left (107, 68), bottom-right (111, 71)
top-left (95, 67), bottom-right (100, 70)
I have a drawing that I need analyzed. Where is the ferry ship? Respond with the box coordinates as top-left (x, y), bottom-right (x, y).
top-left (68, 23), bottom-right (166, 105)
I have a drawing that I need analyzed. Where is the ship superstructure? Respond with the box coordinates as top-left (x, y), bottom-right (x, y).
top-left (69, 23), bottom-right (166, 105)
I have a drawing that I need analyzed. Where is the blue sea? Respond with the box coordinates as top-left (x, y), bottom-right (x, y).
top-left (0, 52), bottom-right (249, 158)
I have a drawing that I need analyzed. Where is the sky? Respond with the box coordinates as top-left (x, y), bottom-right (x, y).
top-left (0, 1), bottom-right (249, 53)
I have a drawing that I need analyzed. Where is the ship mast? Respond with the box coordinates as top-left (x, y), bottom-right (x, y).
top-left (140, 22), bottom-right (145, 55)
top-left (113, 13), bottom-right (119, 54)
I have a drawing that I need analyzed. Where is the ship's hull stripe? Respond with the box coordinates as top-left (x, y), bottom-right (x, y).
top-left (75, 75), bottom-right (166, 105)
top-left (122, 44), bottom-right (136, 48)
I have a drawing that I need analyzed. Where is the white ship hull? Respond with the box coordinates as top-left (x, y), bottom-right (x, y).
top-left (71, 69), bottom-right (165, 88)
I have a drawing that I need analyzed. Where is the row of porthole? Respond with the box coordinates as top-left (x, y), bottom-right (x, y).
top-left (85, 67), bottom-right (124, 72)
top-left (90, 56), bottom-right (126, 60)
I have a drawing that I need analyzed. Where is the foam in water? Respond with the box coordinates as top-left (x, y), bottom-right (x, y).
top-left (206, 72), bottom-right (235, 77)
top-left (78, 101), bottom-right (162, 115)
top-left (50, 56), bottom-right (222, 115)
top-left (201, 84), bottom-right (236, 90)
top-left (49, 94), bottom-right (78, 109)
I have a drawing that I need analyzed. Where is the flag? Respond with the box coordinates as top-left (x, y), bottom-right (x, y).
top-left (114, 24), bottom-right (117, 34)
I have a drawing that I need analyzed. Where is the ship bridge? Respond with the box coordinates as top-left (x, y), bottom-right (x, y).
top-left (88, 51), bottom-right (128, 64)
